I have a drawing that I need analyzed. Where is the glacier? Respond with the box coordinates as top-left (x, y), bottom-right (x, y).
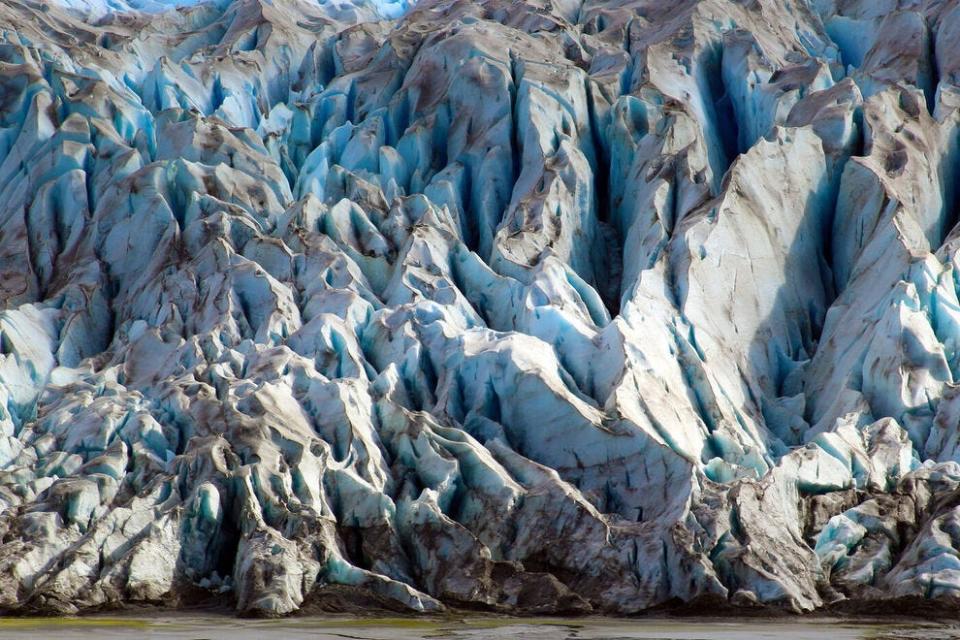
top-left (1, 0), bottom-right (960, 618)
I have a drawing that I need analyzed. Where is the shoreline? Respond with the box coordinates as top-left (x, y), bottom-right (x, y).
top-left (4, 595), bottom-right (960, 626)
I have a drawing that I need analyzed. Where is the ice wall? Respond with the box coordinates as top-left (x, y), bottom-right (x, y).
top-left (0, 0), bottom-right (959, 617)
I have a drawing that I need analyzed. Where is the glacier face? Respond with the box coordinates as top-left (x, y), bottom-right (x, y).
top-left (1, 0), bottom-right (960, 617)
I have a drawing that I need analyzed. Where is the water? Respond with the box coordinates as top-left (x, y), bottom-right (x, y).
top-left (0, 616), bottom-right (957, 640)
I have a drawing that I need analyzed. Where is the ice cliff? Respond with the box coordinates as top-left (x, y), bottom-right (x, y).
top-left (1, 0), bottom-right (960, 617)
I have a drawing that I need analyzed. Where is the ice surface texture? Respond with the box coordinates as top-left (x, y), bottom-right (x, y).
top-left (1, 0), bottom-right (960, 616)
